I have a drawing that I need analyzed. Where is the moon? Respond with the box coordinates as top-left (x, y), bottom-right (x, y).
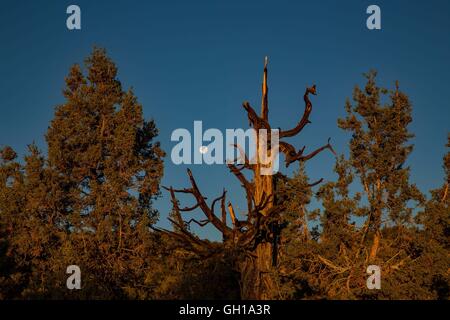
top-left (199, 146), bottom-right (208, 154)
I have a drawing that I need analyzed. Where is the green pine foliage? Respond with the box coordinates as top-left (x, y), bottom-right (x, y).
top-left (0, 52), bottom-right (448, 299)
top-left (273, 72), bottom-right (448, 300)
top-left (0, 48), bottom-right (166, 299)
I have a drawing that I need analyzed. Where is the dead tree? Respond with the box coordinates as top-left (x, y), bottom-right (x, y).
top-left (154, 58), bottom-right (336, 299)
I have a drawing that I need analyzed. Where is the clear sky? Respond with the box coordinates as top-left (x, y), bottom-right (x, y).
top-left (1, 0), bottom-right (449, 240)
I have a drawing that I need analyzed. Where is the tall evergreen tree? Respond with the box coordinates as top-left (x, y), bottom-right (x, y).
top-left (0, 48), bottom-right (165, 299)
top-left (235, 70), bottom-right (446, 301)
top-left (291, 72), bottom-right (429, 299)
top-left (337, 71), bottom-right (424, 262)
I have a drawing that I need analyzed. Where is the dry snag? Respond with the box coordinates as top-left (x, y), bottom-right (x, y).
top-left (154, 58), bottom-right (335, 299)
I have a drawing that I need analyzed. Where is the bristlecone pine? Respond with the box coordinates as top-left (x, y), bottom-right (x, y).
top-left (156, 58), bottom-right (336, 300)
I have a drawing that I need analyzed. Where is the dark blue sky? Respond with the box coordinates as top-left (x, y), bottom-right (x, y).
top-left (1, 0), bottom-right (449, 240)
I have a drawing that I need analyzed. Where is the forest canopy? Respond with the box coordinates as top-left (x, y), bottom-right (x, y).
top-left (0, 49), bottom-right (448, 300)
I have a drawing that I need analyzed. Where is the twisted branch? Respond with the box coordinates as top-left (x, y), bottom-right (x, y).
top-left (279, 85), bottom-right (316, 138)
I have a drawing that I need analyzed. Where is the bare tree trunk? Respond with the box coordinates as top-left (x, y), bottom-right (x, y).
top-left (240, 58), bottom-right (277, 300)
top-left (239, 242), bottom-right (277, 299)
top-left (241, 164), bottom-right (276, 299)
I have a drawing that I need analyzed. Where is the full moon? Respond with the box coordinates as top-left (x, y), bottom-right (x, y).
top-left (199, 146), bottom-right (208, 154)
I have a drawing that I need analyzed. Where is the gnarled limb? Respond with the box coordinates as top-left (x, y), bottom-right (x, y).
top-left (162, 185), bottom-right (194, 194)
top-left (227, 163), bottom-right (254, 215)
top-left (185, 218), bottom-right (210, 227)
top-left (178, 203), bottom-right (201, 212)
top-left (279, 85), bottom-right (316, 138)
top-left (279, 141), bottom-right (306, 167)
top-left (152, 223), bottom-right (213, 256)
top-left (161, 170), bottom-right (233, 240)
top-left (211, 190), bottom-right (226, 215)
top-left (298, 138), bottom-right (336, 162)
top-left (280, 138), bottom-right (336, 167)
top-left (308, 178), bottom-right (324, 187)
top-left (186, 169), bottom-right (232, 237)
top-left (243, 102), bottom-right (271, 130)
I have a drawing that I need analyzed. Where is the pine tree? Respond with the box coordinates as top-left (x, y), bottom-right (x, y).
top-left (310, 72), bottom-right (428, 299)
top-left (45, 48), bottom-right (165, 298)
top-left (337, 71), bottom-right (424, 263)
top-left (0, 48), bottom-right (165, 299)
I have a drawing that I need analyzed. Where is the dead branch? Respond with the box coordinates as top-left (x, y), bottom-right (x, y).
top-left (162, 185), bottom-right (194, 194)
top-left (279, 141), bottom-right (305, 167)
top-left (279, 85), bottom-right (316, 138)
top-left (261, 56), bottom-right (269, 121)
top-left (308, 178), bottom-right (324, 187)
top-left (227, 163), bottom-right (254, 215)
top-left (228, 202), bottom-right (237, 227)
top-left (242, 102), bottom-right (271, 130)
top-left (151, 224), bottom-right (211, 255)
top-left (211, 190), bottom-right (226, 214)
top-left (167, 187), bottom-right (184, 227)
top-left (220, 193), bottom-right (227, 225)
top-left (279, 138), bottom-right (335, 167)
top-left (186, 169), bottom-right (232, 237)
top-left (185, 218), bottom-right (210, 227)
top-left (297, 138), bottom-right (336, 162)
top-left (179, 203), bottom-right (201, 212)
top-left (317, 255), bottom-right (349, 274)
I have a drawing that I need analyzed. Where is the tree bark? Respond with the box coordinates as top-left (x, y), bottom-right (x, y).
top-left (369, 230), bottom-right (380, 261)
top-left (239, 242), bottom-right (277, 300)
top-left (239, 59), bottom-right (278, 300)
